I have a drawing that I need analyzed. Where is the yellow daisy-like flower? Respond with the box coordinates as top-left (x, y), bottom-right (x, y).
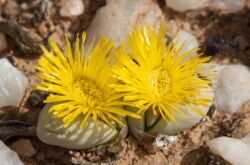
top-left (36, 33), bottom-right (140, 129)
top-left (112, 25), bottom-right (213, 123)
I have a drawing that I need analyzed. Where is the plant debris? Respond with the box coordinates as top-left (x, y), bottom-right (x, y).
top-left (0, 119), bottom-right (36, 142)
top-left (0, 20), bottom-right (42, 54)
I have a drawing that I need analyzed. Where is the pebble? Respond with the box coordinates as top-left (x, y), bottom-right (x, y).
top-left (166, 0), bottom-right (208, 12)
top-left (0, 58), bottom-right (28, 108)
top-left (0, 140), bottom-right (24, 165)
top-left (208, 136), bottom-right (250, 165)
top-left (154, 134), bottom-right (177, 148)
top-left (37, 105), bottom-right (119, 149)
top-left (86, 0), bottom-right (164, 46)
top-left (3, 0), bottom-right (20, 16)
top-left (0, 33), bottom-right (7, 51)
top-left (165, 0), bottom-right (244, 13)
top-left (20, 3), bottom-right (29, 10)
top-left (60, 0), bottom-right (84, 18)
top-left (208, 0), bottom-right (244, 13)
top-left (10, 139), bottom-right (36, 158)
top-left (0, 0), bottom-right (6, 5)
top-left (215, 64), bottom-right (250, 114)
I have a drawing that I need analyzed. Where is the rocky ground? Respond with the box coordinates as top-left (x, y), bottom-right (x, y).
top-left (0, 0), bottom-right (250, 164)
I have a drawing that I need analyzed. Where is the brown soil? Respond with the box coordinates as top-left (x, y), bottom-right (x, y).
top-left (0, 0), bottom-right (250, 164)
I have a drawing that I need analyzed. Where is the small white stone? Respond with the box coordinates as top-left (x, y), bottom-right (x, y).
top-left (0, 140), bottom-right (24, 165)
top-left (166, 0), bottom-right (208, 12)
top-left (0, 58), bottom-right (28, 108)
top-left (86, 0), bottom-right (164, 46)
top-left (215, 64), bottom-right (250, 114)
top-left (60, 0), bottom-right (84, 18)
top-left (20, 3), bottom-right (28, 10)
top-left (37, 105), bottom-right (119, 149)
top-left (0, 33), bottom-right (7, 51)
top-left (208, 136), bottom-right (250, 165)
top-left (208, 0), bottom-right (244, 13)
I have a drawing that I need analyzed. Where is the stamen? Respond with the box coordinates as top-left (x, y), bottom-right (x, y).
top-left (73, 78), bottom-right (103, 107)
top-left (150, 67), bottom-right (171, 96)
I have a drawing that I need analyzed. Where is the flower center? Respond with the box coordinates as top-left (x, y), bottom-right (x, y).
top-left (150, 67), bottom-right (171, 96)
top-left (73, 78), bottom-right (103, 107)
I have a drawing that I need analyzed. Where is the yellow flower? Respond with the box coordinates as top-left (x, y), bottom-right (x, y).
top-left (36, 33), bottom-right (140, 129)
top-left (112, 25), bottom-right (213, 123)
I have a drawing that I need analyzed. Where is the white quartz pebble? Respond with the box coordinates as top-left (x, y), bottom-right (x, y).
top-left (86, 0), bottom-right (164, 46)
top-left (208, 0), bottom-right (244, 13)
top-left (215, 64), bottom-right (250, 114)
top-left (37, 105), bottom-right (119, 149)
top-left (0, 140), bottom-right (24, 165)
top-left (166, 0), bottom-right (208, 12)
top-left (208, 136), bottom-right (250, 165)
top-left (0, 33), bottom-right (7, 51)
top-left (0, 58), bottom-right (28, 108)
top-left (60, 0), bottom-right (84, 18)
top-left (166, 0), bottom-right (244, 13)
